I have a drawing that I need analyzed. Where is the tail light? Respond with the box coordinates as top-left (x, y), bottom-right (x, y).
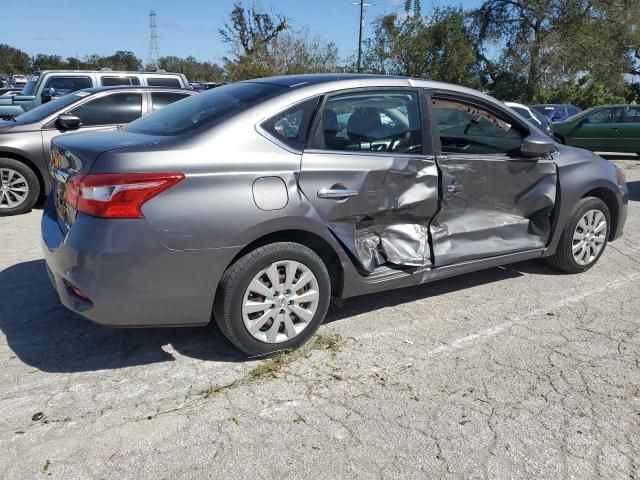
top-left (64, 172), bottom-right (185, 219)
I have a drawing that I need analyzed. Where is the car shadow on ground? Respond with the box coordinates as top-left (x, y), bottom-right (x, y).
top-left (1, 257), bottom-right (551, 373)
top-left (627, 181), bottom-right (640, 202)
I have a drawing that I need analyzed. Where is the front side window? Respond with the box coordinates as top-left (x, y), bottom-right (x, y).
top-left (314, 91), bottom-right (422, 154)
top-left (43, 76), bottom-right (92, 96)
top-left (586, 108), bottom-right (624, 124)
top-left (101, 76), bottom-right (141, 86)
top-left (261, 98), bottom-right (319, 149)
top-left (151, 91), bottom-right (191, 111)
top-left (624, 107), bottom-right (640, 123)
top-left (69, 92), bottom-right (143, 126)
top-left (432, 97), bottom-right (524, 155)
top-left (147, 77), bottom-right (181, 88)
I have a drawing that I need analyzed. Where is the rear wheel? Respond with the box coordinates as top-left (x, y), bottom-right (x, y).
top-left (546, 197), bottom-right (610, 273)
top-left (0, 157), bottom-right (40, 216)
top-left (214, 242), bottom-right (331, 355)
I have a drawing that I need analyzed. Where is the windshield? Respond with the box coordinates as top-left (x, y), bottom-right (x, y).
top-left (21, 74), bottom-right (40, 95)
top-left (125, 82), bottom-right (286, 136)
top-left (13, 91), bottom-right (88, 124)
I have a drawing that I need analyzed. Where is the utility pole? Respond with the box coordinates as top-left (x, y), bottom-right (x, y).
top-left (354, 0), bottom-right (370, 73)
top-left (146, 10), bottom-right (160, 71)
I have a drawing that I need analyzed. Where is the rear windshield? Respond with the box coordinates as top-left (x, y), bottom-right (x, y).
top-left (125, 82), bottom-right (286, 136)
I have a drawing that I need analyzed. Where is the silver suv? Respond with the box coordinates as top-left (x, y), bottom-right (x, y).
top-left (41, 74), bottom-right (628, 355)
top-left (0, 70), bottom-right (189, 118)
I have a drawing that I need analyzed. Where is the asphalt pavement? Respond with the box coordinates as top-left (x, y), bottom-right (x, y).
top-left (0, 156), bottom-right (639, 479)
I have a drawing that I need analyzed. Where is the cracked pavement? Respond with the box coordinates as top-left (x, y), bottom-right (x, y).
top-left (1, 157), bottom-right (639, 479)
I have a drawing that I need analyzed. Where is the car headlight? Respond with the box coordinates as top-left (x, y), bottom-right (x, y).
top-left (616, 168), bottom-right (627, 185)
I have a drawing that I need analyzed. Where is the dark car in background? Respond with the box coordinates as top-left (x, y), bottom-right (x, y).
top-left (552, 104), bottom-right (640, 154)
top-left (504, 102), bottom-right (554, 137)
top-left (532, 104), bottom-right (582, 123)
top-left (0, 86), bottom-right (194, 215)
top-left (41, 74), bottom-right (628, 355)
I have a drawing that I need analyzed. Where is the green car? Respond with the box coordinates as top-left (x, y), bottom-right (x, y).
top-left (552, 105), bottom-right (640, 154)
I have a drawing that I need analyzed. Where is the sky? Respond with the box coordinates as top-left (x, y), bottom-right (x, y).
top-left (2, 0), bottom-right (482, 65)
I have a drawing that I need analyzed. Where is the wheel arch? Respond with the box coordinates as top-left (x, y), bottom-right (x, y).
top-left (582, 187), bottom-right (620, 241)
top-left (222, 229), bottom-right (345, 298)
top-left (0, 150), bottom-right (46, 200)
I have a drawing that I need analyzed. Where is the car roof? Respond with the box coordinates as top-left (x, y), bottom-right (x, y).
top-left (30, 70), bottom-right (184, 75)
top-left (242, 73), bottom-right (501, 102)
top-left (71, 86), bottom-right (192, 94)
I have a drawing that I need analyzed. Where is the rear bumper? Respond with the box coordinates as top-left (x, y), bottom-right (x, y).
top-left (41, 196), bottom-right (240, 327)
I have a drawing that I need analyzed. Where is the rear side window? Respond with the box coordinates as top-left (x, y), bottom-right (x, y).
top-left (101, 76), bottom-right (141, 86)
top-left (586, 108), bottom-right (624, 124)
top-left (43, 76), bottom-right (92, 96)
top-left (312, 90), bottom-right (422, 154)
top-left (125, 82), bottom-right (286, 136)
top-left (625, 107), bottom-right (640, 123)
top-left (261, 98), bottom-right (319, 149)
top-left (69, 92), bottom-right (143, 126)
top-left (151, 91), bottom-right (191, 111)
top-left (147, 77), bottom-right (181, 88)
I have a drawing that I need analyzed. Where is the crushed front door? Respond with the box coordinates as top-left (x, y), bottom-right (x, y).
top-left (429, 95), bottom-right (558, 266)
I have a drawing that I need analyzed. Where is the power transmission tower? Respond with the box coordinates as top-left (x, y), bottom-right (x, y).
top-left (354, 1), bottom-right (370, 73)
top-left (146, 10), bottom-right (160, 71)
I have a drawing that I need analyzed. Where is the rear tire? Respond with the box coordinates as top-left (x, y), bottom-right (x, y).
top-left (0, 157), bottom-right (40, 216)
top-left (546, 197), bottom-right (610, 273)
top-left (214, 242), bottom-right (331, 356)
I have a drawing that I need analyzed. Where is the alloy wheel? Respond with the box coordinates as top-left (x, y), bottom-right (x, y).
top-left (0, 168), bottom-right (29, 209)
top-left (572, 209), bottom-right (607, 266)
top-left (241, 260), bottom-right (320, 344)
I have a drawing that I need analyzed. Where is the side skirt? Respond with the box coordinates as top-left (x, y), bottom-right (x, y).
top-left (340, 249), bottom-right (545, 299)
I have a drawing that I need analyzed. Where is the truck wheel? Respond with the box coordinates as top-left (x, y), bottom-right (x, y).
top-left (0, 157), bottom-right (40, 216)
top-left (214, 242), bottom-right (331, 356)
top-left (546, 197), bottom-right (610, 274)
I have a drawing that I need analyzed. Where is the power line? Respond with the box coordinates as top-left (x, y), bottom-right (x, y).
top-left (146, 10), bottom-right (160, 71)
top-left (354, 0), bottom-right (371, 73)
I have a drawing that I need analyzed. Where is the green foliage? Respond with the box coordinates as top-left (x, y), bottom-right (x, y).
top-left (536, 76), bottom-right (627, 110)
top-left (0, 44), bottom-right (30, 74)
top-left (358, 6), bottom-right (481, 87)
top-left (159, 56), bottom-right (224, 82)
top-left (220, 3), bottom-right (338, 81)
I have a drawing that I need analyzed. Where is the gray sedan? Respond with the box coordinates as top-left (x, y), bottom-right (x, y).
top-left (42, 74), bottom-right (628, 355)
top-left (0, 86), bottom-right (194, 215)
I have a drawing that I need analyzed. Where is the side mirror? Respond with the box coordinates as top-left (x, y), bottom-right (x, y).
top-left (56, 114), bottom-right (82, 130)
top-left (521, 134), bottom-right (556, 157)
top-left (41, 88), bottom-right (55, 103)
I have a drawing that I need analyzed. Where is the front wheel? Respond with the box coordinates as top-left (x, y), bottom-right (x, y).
top-left (214, 242), bottom-right (331, 356)
top-left (546, 197), bottom-right (610, 273)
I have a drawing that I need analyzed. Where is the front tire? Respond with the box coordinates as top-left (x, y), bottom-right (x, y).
top-left (0, 157), bottom-right (40, 216)
top-left (214, 242), bottom-right (331, 356)
top-left (546, 197), bottom-right (610, 273)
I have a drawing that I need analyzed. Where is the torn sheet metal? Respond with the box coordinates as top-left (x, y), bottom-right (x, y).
top-left (431, 156), bottom-right (557, 266)
top-left (299, 153), bottom-right (439, 273)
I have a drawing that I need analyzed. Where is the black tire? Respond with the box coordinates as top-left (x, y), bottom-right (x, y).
top-left (546, 197), bottom-right (610, 274)
top-left (0, 157), bottom-right (40, 216)
top-left (213, 242), bottom-right (331, 356)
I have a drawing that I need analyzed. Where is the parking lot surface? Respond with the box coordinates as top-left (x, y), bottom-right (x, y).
top-left (1, 157), bottom-right (639, 479)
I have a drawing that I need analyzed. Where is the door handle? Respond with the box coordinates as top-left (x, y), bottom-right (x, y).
top-left (317, 188), bottom-right (359, 199)
top-left (609, 127), bottom-right (619, 131)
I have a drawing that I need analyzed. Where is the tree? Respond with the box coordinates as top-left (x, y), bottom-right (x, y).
top-left (159, 56), bottom-right (224, 82)
top-left (473, 0), bottom-right (640, 101)
top-left (0, 44), bottom-right (30, 74)
top-left (31, 54), bottom-right (67, 71)
top-left (220, 3), bottom-right (337, 81)
top-left (359, 3), bottom-right (481, 87)
top-left (219, 2), bottom-right (288, 56)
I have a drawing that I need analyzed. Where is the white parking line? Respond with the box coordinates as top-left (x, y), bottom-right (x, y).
top-left (428, 272), bottom-right (640, 356)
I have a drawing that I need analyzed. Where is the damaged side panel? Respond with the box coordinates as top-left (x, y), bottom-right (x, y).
top-left (430, 155), bottom-right (557, 266)
top-left (299, 152), bottom-right (439, 273)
